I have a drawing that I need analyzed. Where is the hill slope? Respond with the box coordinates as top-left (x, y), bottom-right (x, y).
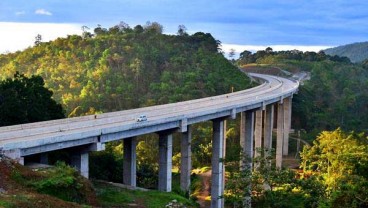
top-left (324, 41), bottom-right (368, 63)
top-left (0, 23), bottom-right (253, 116)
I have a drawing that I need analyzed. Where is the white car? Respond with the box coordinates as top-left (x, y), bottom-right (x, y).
top-left (136, 115), bottom-right (147, 122)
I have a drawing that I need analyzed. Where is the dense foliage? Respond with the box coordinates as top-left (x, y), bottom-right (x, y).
top-left (0, 72), bottom-right (64, 126)
top-left (301, 129), bottom-right (368, 207)
top-left (225, 148), bottom-right (326, 208)
top-left (0, 22), bottom-right (252, 116)
top-left (225, 128), bottom-right (368, 208)
top-left (324, 41), bottom-right (368, 63)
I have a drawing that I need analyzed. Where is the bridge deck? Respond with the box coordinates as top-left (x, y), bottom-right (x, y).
top-left (0, 73), bottom-right (298, 155)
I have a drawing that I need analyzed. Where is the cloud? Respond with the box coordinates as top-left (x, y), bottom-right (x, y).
top-left (35, 9), bottom-right (52, 16)
top-left (0, 22), bottom-right (81, 53)
top-left (15, 11), bottom-right (26, 16)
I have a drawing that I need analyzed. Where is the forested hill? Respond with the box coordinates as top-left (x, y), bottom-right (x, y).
top-left (324, 41), bottom-right (368, 63)
top-left (0, 22), bottom-right (252, 116)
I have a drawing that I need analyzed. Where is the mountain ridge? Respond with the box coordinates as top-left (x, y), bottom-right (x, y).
top-left (324, 41), bottom-right (368, 63)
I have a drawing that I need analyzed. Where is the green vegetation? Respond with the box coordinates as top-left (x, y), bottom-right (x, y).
top-left (301, 129), bottom-right (368, 207)
top-left (224, 129), bottom-right (368, 208)
top-left (94, 181), bottom-right (197, 208)
top-left (0, 72), bottom-right (64, 127)
top-left (324, 41), bottom-right (368, 63)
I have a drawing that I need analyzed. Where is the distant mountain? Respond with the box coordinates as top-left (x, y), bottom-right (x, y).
top-left (324, 42), bottom-right (368, 63)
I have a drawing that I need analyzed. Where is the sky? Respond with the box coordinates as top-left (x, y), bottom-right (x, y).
top-left (1, 0), bottom-right (368, 55)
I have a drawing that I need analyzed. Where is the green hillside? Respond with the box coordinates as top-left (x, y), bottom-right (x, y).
top-left (324, 41), bottom-right (368, 63)
top-left (0, 22), bottom-right (252, 116)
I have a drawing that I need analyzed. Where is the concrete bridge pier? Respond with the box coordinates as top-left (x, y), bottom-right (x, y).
top-left (123, 137), bottom-right (137, 187)
top-left (71, 142), bottom-right (105, 178)
top-left (180, 125), bottom-right (192, 194)
top-left (263, 105), bottom-right (274, 164)
top-left (240, 111), bottom-right (255, 170)
top-left (254, 109), bottom-right (263, 159)
top-left (71, 151), bottom-right (89, 178)
top-left (276, 101), bottom-right (284, 168)
top-left (283, 97), bottom-right (292, 156)
top-left (211, 118), bottom-right (225, 208)
top-left (158, 131), bottom-right (173, 192)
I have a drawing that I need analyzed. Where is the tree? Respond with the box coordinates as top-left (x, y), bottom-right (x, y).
top-left (301, 128), bottom-right (368, 207)
top-left (144, 21), bottom-right (163, 34)
top-left (238, 50), bottom-right (255, 65)
top-left (177, 24), bottom-right (187, 36)
top-left (265, 47), bottom-right (273, 54)
top-left (0, 72), bottom-right (65, 126)
top-left (229, 48), bottom-right (236, 59)
top-left (34, 34), bottom-right (42, 46)
top-left (81, 25), bottom-right (93, 39)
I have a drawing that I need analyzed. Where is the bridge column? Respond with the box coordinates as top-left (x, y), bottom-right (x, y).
top-left (158, 132), bottom-right (173, 192)
top-left (254, 109), bottom-right (263, 158)
top-left (240, 111), bottom-right (254, 208)
top-left (71, 151), bottom-right (89, 178)
top-left (264, 105), bottom-right (274, 161)
top-left (240, 111), bottom-right (255, 170)
top-left (180, 125), bottom-right (192, 194)
top-left (123, 137), bottom-right (137, 187)
top-left (71, 142), bottom-right (105, 178)
top-left (211, 118), bottom-right (225, 208)
top-left (283, 97), bottom-right (292, 156)
top-left (222, 120), bottom-right (227, 208)
top-left (276, 101), bottom-right (284, 168)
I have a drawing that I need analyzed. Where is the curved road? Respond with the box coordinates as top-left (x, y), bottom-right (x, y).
top-left (0, 73), bottom-right (299, 155)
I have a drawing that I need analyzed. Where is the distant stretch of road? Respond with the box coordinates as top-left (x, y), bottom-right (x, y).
top-left (0, 73), bottom-right (299, 156)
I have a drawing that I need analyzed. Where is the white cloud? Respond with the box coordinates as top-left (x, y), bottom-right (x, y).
top-left (15, 11), bottom-right (26, 16)
top-left (35, 9), bottom-right (52, 16)
top-left (0, 22), bottom-right (82, 53)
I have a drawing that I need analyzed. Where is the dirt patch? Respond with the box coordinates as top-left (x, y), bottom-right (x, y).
top-left (241, 65), bottom-right (285, 76)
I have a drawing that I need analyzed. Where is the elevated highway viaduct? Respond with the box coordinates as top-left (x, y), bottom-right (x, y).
top-left (0, 73), bottom-right (299, 208)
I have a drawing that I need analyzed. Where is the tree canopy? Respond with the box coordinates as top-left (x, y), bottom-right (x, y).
top-left (301, 129), bottom-right (368, 207)
top-left (0, 72), bottom-right (64, 126)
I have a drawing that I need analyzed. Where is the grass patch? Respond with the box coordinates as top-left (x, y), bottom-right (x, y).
top-left (0, 198), bottom-right (15, 208)
top-left (94, 181), bottom-right (198, 208)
